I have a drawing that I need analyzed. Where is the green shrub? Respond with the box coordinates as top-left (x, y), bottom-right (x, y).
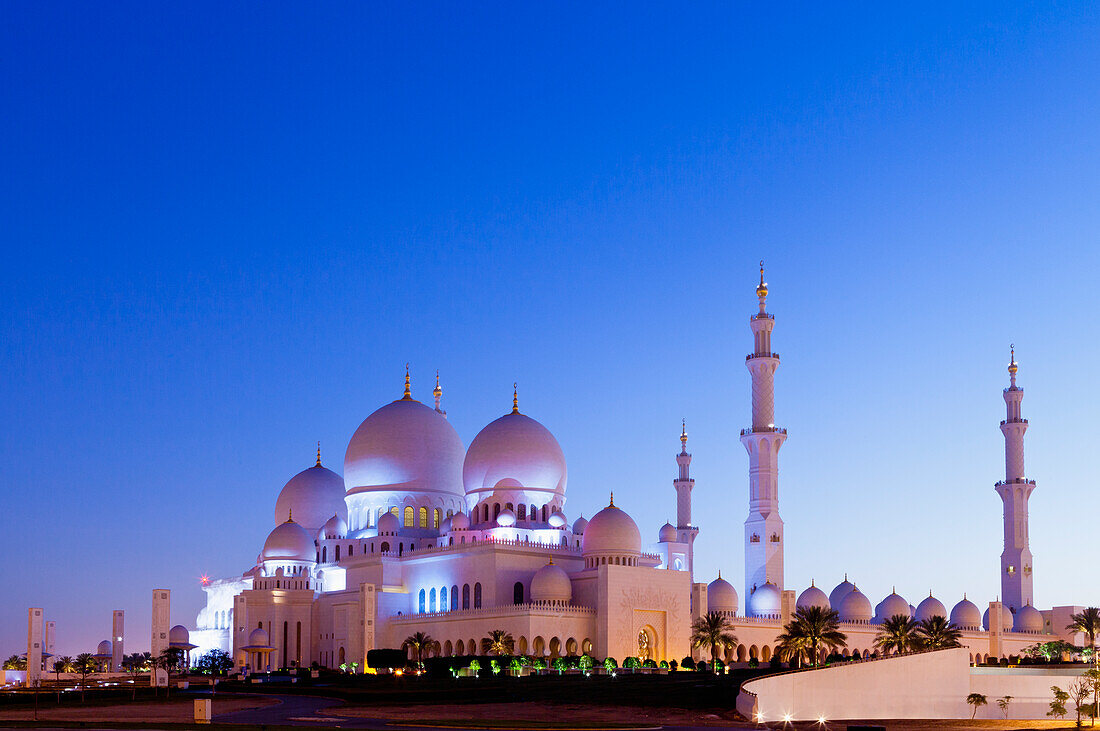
top-left (680, 656), bottom-right (695, 670)
top-left (578, 655), bottom-right (593, 672)
top-left (623, 656), bottom-right (641, 669)
top-left (604, 657), bottom-right (617, 670)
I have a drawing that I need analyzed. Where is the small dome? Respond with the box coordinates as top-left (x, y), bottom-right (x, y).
top-left (658, 522), bottom-right (677, 542)
top-left (344, 398), bottom-right (465, 499)
top-left (572, 515), bottom-right (588, 534)
top-left (950, 597), bottom-right (981, 630)
top-left (274, 462), bottom-right (348, 536)
top-left (450, 512), bottom-right (470, 530)
top-left (320, 513), bottom-right (347, 540)
top-left (830, 577), bottom-right (856, 608)
top-left (1014, 604), bottom-right (1044, 633)
top-left (169, 625), bottom-right (190, 645)
top-left (377, 511), bottom-right (400, 535)
top-left (262, 517), bottom-right (315, 562)
top-left (796, 583), bottom-right (830, 612)
top-left (707, 576), bottom-right (738, 613)
top-left (839, 588), bottom-right (873, 623)
top-left (439, 516), bottom-right (453, 533)
top-left (530, 561), bottom-right (572, 603)
top-left (247, 627), bottom-right (270, 647)
top-left (747, 582), bottom-right (781, 617)
top-left (96, 640), bottom-right (112, 656)
top-left (497, 508), bottom-right (517, 527)
top-left (875, 591), bottom-right (911, 623)
top-left (915, 593), bottom-right (947, 622)
top-left (983, 604), bottom-right (1014, 631)
top-left (581, 499), bottom-right (641, 556)
top-left (547, 509), bottom-right (566, 528)
top-left (463, 411), bottom-right (567, 504)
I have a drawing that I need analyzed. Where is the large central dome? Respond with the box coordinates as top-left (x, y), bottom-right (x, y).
top-left (463, 411), bottom-right (567, 506)
top-left (344, 397), bottom-right (465, 499)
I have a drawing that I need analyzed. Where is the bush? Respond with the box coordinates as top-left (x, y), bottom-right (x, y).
top-left (367, 649), bottom-right (408, 670)
top-left (713, 659), bottom-right (725, 672)
top-left (769, 656), bottom-right (783, 668)
top-left (697, 660), bottom-right (708, 672)
top-left (604, 657), bottom-right (617, 670)
top-left (578, 655), bottom-right (593, 672)
top-left (623, 656), bottom-right (641, 669)
top-left (669, 659), bottom-right (678, 671)
top-left (680, 656), bottom-right (695, 670)
top-left (748, 658), bottom-right (759, 668)
top-left (659, 660), bottom-right (669, 669)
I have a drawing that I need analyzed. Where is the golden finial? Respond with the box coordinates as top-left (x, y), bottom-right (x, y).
top-left (680, 419), bottom-right (688, 446)
top-left (287, 508), bottom-right (293, 523)
top-left (512, 382), bottom-right (519, 414)
top-left (717, 569), bottom-right (721, 579)
top-left (547, 556), bottom-right (554, 566)
top-left (403, 363), bottom-right (412, 400)
top-left (608, 491), bottom-right (615, 507)
top-left (315, 441), bottom-right (322, 467)
top-left (756, 259), bottom-right (768, 301)
top-left (810, 578), bottom-right (815, 587)
top-left (434, 370), bottom-right (441, 396)
top-left (1008, 344), bottom-right (1018, 378)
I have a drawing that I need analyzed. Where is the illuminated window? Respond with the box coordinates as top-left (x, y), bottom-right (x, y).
top-left (390, 506), bottom-right (398, 516)
top-left (419, 506), bottom-right (428, 528)
top-left (430, 588), bottom-right (437, 612)
top-left (440, 586), bottom-right (447, 610)
top-left (419, 589), bottom-right (426, 613)
top-left (404, 506), bottom-right (414, 527)
top-left (450, 585), bottom-right (458, 610)
top-left (433, 509), bottom-right (441, 529)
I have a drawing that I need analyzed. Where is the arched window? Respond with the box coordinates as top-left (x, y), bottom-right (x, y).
top-left (493, 503), bottom-right (501, 520)
top-left (451, 585), bottom-right (459, 610)
top-left (322, 546), bottom-right (327, 563)
top-left (335, 545), bottom-right (340, 561)
top-left (380, 541), bottom-right (390, 553)
top-left (530, 504), bottom-right (536, 521)
top-left (440, 586), bottom-right (448, 611)
top-left (447, 509), bottom-right (453, 518)
top-left (542, 505), bottom-right (548, 521)
top-left (483, 504), bottom-right (489, 523)
top-left (429, 588), bottom-right (437, 612)
top-left (404, 506), bottom-right (414, 527)
top-left (419, 506), bottom-right (428, 528)
top-left (348, 544), bottom-right (353, 557)
top-left (462, 584), bottom-right (470, 610)
top-left (474, 582), bottom-right (482, 609)
top-left (517, 504), bottom-right (526, 520)
top-left (419, 589), bottom-right (426, 614)
top-left (513, 581), bottom-right (524, 604)
top-left (433, 508), bottom-right (441, 529)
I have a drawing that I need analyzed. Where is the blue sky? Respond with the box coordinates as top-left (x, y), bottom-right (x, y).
top-left (2, 2), bottom-right (1099, 656)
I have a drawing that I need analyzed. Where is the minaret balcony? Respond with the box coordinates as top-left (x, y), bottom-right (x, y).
top-left (752, 313), bottom-right (774, 321)
top-left (741, 426), bottom-right (787, 436)
top-left (995, 478), bottom-right (1036, 487)
top-left (745, 352), bottom-right (780, 360)
top-left (1000, 418), bottom-right (1028, 425)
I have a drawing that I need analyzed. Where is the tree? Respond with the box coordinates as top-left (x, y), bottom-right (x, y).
top-left (690, 612), bottom-right (739, 669)
top-left (1068, 608), bottom-right (1100, 655)
top-left (1085, 667), bottom-right (1100, 727)
top-left (3, 655), bottom-right (26, 670)
top-left (195, 649), bottom-right (233, 676)
top-left (776, 606), bottom-right (847, 668)
top-left (73, 653), bottom-right (96, 703)
top-left (481, 630), bottom-right (515, 656)
top-left (874, 614), bottom-right (921, 656)
top-left (121, 653), bottom-right (150, 700)
top-left (966, 692), bottom-right (988, 719)
top-left (996, 695), bottom-right (1013, 720)
top-left (156, 647), bottom-right (184, 698)
top-left (1050, 686), bottom-right (1070, 719)
top-left (966, 693), bottom-right (988, 720)
top-left (914, 615), bottom-right (963, 650)
top-left (402, 631), bottom-right (434, 669)
top-left (53, 656), bottom-right (73, 682)
top-left (1069, 678), bottom-right (1093, 728)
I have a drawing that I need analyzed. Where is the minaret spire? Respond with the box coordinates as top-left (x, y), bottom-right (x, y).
top-left (315, 441), bottom-right (322, 467)
top-left (402, 363), bottom-right (412, 400)
top-left (673, 419), bottom-right (699, 581)
top-left (512, 382), bottom-right (519, 414)
top-left (996, 344), bottom-right (1035, 613)
top-left (433, 370), bottom-right (446, 417)
top-left (742, 260), bottom-right (786, 614)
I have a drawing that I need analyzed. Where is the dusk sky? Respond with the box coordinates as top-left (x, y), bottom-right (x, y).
top-left (3, 2), bottom-right (1100, 657)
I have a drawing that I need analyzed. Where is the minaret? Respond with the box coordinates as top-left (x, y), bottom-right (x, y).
top-left (674, 420), bottom-right (699, 580)
top-left (995, 345), bottom-right (1035, 613)
top-left (741, 261), bottom-right (787, 608)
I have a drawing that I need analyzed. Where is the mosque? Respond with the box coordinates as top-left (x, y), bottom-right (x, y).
top-left (186, 265), bottom-right (1087, 672)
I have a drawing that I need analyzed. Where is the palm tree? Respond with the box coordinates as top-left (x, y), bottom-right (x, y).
top-left (690, 612), bottom-right (738, 668)
top-left (966, 692), bottom-right (988, 719)
top-left (915, 615), bottom-right (963, 649)
top-left (1067, 608), bottom-right (1100, 654)
top-left (3, 655), bottom-right (26, 670)
top-left (53, 655), bottom-right (73, 682)
top-left (156, 647), bottom-right (184, 698)
top-left (874, 614), bottom-right (921, 656)
top-left (73, 653), bottom-right (96, 703)
top-left (776, 606), bottom-right (847, 667)
top-left (121, 653), bottom-right (149, 700)
top-left (402, 631), bottom-right (434, 669)
top-left (774, 628), bottom-right (811, 668)
top-left (481, 630), bottom-right (515, 657)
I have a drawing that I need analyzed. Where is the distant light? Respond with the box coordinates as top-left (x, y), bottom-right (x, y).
top-left (783, 714), bottom-right (792, 723)
top-left (818, 716), bottom-right (827, 724)
top-left (199, 575), bottom-right (211, 585)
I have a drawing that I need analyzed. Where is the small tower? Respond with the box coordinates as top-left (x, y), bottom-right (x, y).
top-left (742, 261), bottom-right (787, 609)
top-left (674, 420), bottom-right (699, 580)
top-left (995, 346), bottom-right (1035, 613)
top-left (433, 371), bottom-right (446, 418)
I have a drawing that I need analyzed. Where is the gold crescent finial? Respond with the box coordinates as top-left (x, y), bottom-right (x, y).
top-left (287, 508), bottom-right (293, 522)
top-left (680, 419), bottom-right (688, 446)
top-left (756, 260), bottom-right (768, 302)
top-left (1008, 345), bottom-right (1018, 377)
top-left (434, 369), bottom-right (441, 392)
top-left (608, 491), bottom-right (615, 507)
top-left (512, 382), bottom-right (519, 414)
top-left (316, 441), bottom-right (322, 467)
top-left (403, 363), bottom-right (412, 399)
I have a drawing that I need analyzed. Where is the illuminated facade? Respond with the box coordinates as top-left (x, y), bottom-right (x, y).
top-left (188, 268), bottom-right (1083, 672)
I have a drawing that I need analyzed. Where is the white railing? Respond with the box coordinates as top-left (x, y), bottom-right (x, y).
top-left (390, 603), bottom-right (598, 622)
